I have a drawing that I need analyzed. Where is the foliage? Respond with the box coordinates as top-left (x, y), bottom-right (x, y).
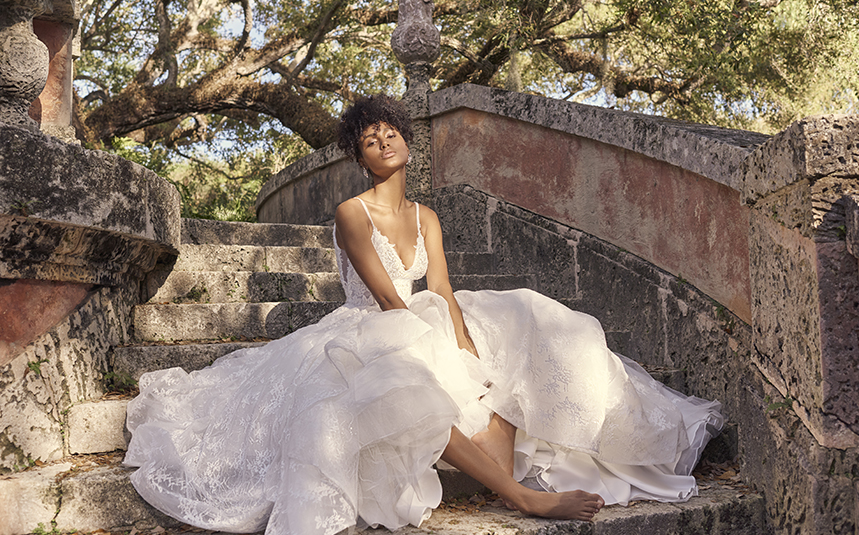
top-left (73, 0), bottom-right (859, 219)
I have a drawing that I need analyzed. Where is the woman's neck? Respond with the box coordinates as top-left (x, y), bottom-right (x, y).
top-left (369, 170), bottom-right (409, 213)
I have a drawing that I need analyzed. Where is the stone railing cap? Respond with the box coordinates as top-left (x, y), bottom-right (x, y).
top-left (429, 83), bottom-right (769, 191)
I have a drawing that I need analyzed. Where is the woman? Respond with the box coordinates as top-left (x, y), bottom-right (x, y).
top-left (124, 94), bottom-right (722, 535)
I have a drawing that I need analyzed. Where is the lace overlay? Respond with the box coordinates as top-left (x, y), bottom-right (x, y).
top-left (124, 197), bottom-right (723, 534)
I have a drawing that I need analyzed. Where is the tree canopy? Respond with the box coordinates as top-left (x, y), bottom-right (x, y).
top-left (73, 0), bottom-right (859, 218)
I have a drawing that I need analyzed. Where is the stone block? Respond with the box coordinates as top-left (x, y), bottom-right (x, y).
top-left (444, 251), bottom-right (494, 275)
top-left (740, 114), bottom-right (859, 206)
top-left (0, 124), bottom-right (180, 247)
top-left (173, 244), bottom-right (268, 272)
top-left (434, 185), bottom-right (491, 253)
top-left (181, 218), bottom-right (332, 248)
top-left (133, 301), bottom-right (341, 343)
top-left (845, 194), bottom-right (859, 258)
top-left (298, 246), bottom-right (337, 273)
top-left (737, 371), bottom-right (859, 535)
top-left (67, 400), bottom-right (128, 454)
top-left (749, 209), bottom-right (859, 448)
top-left (112, 342), bottom-right (268, 380)
top-left (0, 462), bottom-right (71, 535)
top-left (54, 465), bottom-right (180, 532)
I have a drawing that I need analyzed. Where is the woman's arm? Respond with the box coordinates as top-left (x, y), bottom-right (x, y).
top-left (334, 199), bottom-right (408, 311)
top-left (423, 208), bottom-right (479, 357)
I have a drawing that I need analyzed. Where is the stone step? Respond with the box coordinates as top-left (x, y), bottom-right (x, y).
top-left (0, 456), bottom-right (766, 535)
top-left (170, 244), bottom-right (336, 273)
top-left (181, 217), bottom-right (333, 248)
top-left (113, 341), bottom-right (268, 381)
top-left (132, 301), bottom-right (342, 343)
top-left (147, 271), bottom-right (345, 304)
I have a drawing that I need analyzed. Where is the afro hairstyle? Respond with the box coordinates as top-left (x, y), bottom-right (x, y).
top-left (337, 94), bottom-right (413, 162)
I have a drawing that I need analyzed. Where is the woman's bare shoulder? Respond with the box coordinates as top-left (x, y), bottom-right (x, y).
top-left (335, 197), bottom-right (368, 224)
top-left (417, 203), bottom-right (442, 231)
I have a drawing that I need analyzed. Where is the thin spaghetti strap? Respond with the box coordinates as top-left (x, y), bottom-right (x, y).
top-left (356, 198), bottom-right (377, 229)
top-left (414, 202), bottom-right (421, 232)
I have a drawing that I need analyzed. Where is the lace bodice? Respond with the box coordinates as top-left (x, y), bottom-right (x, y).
top-left (333, 199), bottom-right (428, 307)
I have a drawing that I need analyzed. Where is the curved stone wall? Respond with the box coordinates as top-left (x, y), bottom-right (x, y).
top-left (0, 124), bottom-right (180, 471)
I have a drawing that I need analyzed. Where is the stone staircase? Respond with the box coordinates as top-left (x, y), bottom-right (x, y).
top-left (0, 219), bottom-right (768, 535)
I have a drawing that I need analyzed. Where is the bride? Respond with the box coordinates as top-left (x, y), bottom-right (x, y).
top-left (124, 94), bottom-right (723, 535)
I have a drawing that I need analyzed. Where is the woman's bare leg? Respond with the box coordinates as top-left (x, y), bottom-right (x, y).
top-left (442, 427), bottom-right (604, 521)
top-left (471, 413), bottom-right (516, 477)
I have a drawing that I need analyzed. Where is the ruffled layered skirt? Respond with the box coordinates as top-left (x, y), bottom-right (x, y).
top-left (124, 289), bottom-right (722, 535)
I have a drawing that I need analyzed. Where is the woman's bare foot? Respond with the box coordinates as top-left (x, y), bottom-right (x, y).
top-left (471, 414), bottom-right (516, 477)
top-left (515, 488), bottom-right (605, 522)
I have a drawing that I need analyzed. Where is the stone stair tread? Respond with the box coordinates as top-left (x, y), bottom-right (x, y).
top-left (113, 341), bottom-right (269, 380)
top-left (0, 456), bottom-right (765, 535)
top-left (182, 218), bottom-right (333, 248)
top-left (170, 244), bottom-right (337, 273)
top-left (133, 301), bottom-right (343, 342)
top-left (147, 271), bottom-right (345, 304)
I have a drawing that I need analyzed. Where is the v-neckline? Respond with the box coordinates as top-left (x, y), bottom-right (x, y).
top-left (358, 198), bottom-right (422, 272)
top-left (371, 227), bottom-right (421, 272)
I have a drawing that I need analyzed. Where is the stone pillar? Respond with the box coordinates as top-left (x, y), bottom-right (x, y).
top-left (31, 0), bottom-right (79, 143)
top-left (391, 0), bottom-right (439, 207)
top-left (741, 114), bottom-right (859, 452)
top-left (0, 0), bottom-right (52, 132)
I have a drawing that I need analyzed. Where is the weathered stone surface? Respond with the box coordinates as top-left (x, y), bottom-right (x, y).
top-left (434, 186), bottom-right (491, 253)
top-left (390, 0), bottom-right (440, 65)
top-left (0, 461), bottom-right (71, 535)
top-left (54, 465), bottom-right (180, 532)
top-left (0, 214), bottom-right (176, 286)
top-left (132, 301), bottom-right (341, 342)
top-left (846, 194), bottom-right (859, 258)
top-left (738, 371), bottom-right (859, 535)
top-left (739, 114), bottom-right (859, 206)
top-left (0, 124), bottom-right (181, 247)
top-left (0, 283), bottom-right (137, 472)
top-left (0, 0), bottom-right (51, 131)
top-left (749, 209), bottom-right (859, 448)
top-left (148, 270), bottom-right (344, 304)
top-left (431, 106), bottom-right (753, 324)
top-left (181, 217), bottom-right (333, 248)
top-left (170, 244), bottom-right (335, 274)
top-left (112, 341), bottom-right (267, 380)
top-left (429, 84), bottom-right (768, 191)
top-left (354, 486), bottom-right (765, 534)
top-left (444, 252), bottom-right (494, 275)
top-left (256, 143), bottom-right (368, 225)
top-left (67, 399), bottom-right (128, 454)
top-left (0, 279), bottom-right (91, 367)
top-left (31, 17), bottom-right (76, 142)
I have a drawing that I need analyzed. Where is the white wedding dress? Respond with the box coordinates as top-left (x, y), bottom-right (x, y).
top-left (124, 200), bottom-right (723, 535)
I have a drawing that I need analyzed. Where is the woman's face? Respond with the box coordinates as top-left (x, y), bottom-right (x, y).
top-left (358, 122), bottom-right (409, 178)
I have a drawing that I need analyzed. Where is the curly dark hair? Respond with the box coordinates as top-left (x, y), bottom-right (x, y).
top-left (337, 94), bottom-right (413, 162)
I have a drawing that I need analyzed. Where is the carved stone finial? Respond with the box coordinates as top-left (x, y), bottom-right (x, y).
top-left (0, 0), bottom-right (52, 131)
top-left (390, 0), bottom-right (440, 65)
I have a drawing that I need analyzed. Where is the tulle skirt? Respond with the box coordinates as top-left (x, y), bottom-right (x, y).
top-left (124, 289), bottom-right (722, 535)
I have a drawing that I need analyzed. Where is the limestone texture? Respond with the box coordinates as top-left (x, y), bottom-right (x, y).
top-left (739, 114), bottom-right (859, 206)
top-left (0, 461), bottom-right (72, 535)
top-left (0, 124), bottom-right (180, 247)
top-left (67, 399), bottom-right (129, 454)
top-left (0, 284), bottom-right (137, 472)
